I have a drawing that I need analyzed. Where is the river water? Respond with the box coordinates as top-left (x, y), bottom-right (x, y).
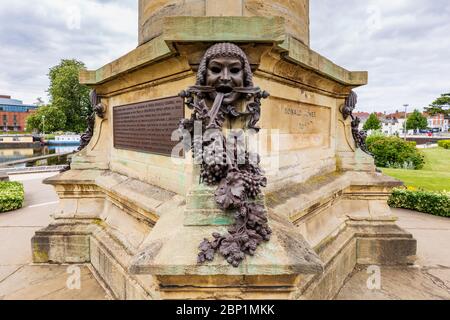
top-left (0, 145), bottom-right (79, 166)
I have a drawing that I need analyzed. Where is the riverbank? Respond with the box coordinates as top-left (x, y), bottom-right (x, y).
top-left (0, 142), bottom-right (41, 149)
top-left (0, 145), bottom-right (78, 165)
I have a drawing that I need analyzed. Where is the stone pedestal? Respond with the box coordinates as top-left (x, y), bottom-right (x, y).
top-left (139, 0), bottom-right (310, 46)
top-left (31, 0), bottom-right (417, 300)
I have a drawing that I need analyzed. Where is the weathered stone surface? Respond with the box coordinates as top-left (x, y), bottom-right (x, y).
top-left (80, 36), bottom-right (173, 86)
top-left (337, 209), bottom-right (450, 300)
top-left (357, 238), bottom-right (417, 266)
top-left (303, 238), bottom-right (357, 300)
top-left (90, 231), bottom-right (158, 300)
top-left (164, 16), bottom-right (285, 43)
top-left (80, 24), bottom-right (365, 91)
top-left (0, 266), bottom-right (20, 282)
top-left (184, 184), bottom-right (265, 226)
top-left (337, 266), bottom-right (450, 300)
top-left (0, 265), bottom-right (109, 300)
top-left (27, 0), bottom-right (419, 300)
top-left (32, 233), bottom-right (91, 264)
top-left (139, 0), bottom-right (310, 45)
top-left (130, 203), bottom-right (323, 277)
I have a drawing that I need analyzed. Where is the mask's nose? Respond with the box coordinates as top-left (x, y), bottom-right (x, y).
top-left (220, 68), bottom-right (231, 82)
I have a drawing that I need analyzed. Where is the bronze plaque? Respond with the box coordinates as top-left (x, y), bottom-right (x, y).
top-left (113, 96), bottom-right (184, 156)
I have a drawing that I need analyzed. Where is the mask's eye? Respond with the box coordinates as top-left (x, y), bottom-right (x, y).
top-left (230, 68), bottom-right (241, 74)
top-left (210, 67), bottom-right (221, 74)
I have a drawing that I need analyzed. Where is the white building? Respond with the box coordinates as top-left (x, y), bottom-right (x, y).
top-left (381, 118), bottom-right (406, 136)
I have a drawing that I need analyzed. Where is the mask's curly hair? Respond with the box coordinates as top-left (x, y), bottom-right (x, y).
top-left (344, 91), bottom-right (358, 111)
top-left (196, 43), bottom-right (253, 87)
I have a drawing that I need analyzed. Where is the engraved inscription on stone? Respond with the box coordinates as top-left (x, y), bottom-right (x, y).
top-left (113, 96), bottom-right (184, 156)
top-left (262, 98), bottom-right (331, 151)
top-left (283, 107), bottom-right (319, 132)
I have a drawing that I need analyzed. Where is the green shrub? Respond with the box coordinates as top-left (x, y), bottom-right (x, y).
top-left (438, 140), bottom-right (450, 149)
top-left (366, 135), bottom-right (425, 169)
top-left (0, 182), bottom-right (25, 213)
top-left (365, 130), bottom-right (385, 146)
top-left (388, 188), bottom-right (450, 217)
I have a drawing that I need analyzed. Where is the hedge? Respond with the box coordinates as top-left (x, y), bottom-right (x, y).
top-left (0, 182), bottom-right (25, 213)
top-left (438, 140), bottom-right (450, 149)
top-left (388, 188), bottom-right (450, 217)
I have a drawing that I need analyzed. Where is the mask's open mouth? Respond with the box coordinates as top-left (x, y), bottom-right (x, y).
top-left (216, 85), bottom-right (233, 94)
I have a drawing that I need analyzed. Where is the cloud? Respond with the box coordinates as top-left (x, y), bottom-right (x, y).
top-left (1, 0), bottom-right (449, 113)
top-left (0, 0), bottom-right (137, 104)
top-left (310, 0), bottom-right (450, 113)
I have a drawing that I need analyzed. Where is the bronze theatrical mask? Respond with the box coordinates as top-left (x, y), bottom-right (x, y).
top-left (179, 43), bottom-right (271, 267)
top-left (341, 90), bottom-right (372, 156)
top-left (78, 90), bottom-right (106, 152)
top-left (205, 57), bottom-right (244, 105)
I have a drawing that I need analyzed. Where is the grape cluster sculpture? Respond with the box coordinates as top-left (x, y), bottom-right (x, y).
top-left (179, 43), bottom-right (271, 267)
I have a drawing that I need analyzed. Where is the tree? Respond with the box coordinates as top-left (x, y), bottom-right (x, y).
top-left (425, 93), bottom-right (450, 116)
top-left (48, 59), bottom-right (91, 133)
top-left (26, 105), bottom-right (67, 133)
top-left (363, 113), bottom-right (382, 131)
top-left (406, 109), bottom-right (428, 132)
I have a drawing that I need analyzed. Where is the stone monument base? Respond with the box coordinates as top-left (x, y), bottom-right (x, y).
top-left (32, 169), bottom-right (416, 300)
top-left (31, 6), bottom-right (417, 300)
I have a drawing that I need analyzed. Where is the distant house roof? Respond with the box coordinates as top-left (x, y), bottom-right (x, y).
top-left (386, 111), bottom-right (405, 119)
top-left (353, 112), bottom-right (370, 120)
top-left (382, 117), bottom-right (399, 125)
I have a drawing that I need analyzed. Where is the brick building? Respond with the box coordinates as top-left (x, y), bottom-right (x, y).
top-left (0, 95), bottom-right (38, 132)
top-left (426, 113), bottom-right (449, 133)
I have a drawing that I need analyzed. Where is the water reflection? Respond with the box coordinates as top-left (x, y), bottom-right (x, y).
top-left (0, 145), bottom-right (79, 165)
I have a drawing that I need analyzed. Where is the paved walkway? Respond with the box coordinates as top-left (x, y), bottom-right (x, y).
top-left (0, 173), bottom-right (109, 300)
top-left (337, 209), bottom-right (450, 300)
top-left (0, 173), bottom-right (449, 300)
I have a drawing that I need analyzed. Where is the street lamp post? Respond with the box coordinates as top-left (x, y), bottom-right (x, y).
top-left (403, 104), bottom-right (409, 141)
top-left (42, 115), bottom-right (46, 137)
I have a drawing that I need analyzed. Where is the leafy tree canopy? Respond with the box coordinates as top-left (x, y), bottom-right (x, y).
top-left (425, 93), bottom-right (450, 116)
top-left (406, 109), bottom-right (428, 131)
top-left (363, 113), bottom-right (382, 131)
top-left (48, 59), bottom-right (91, 133)
top-left (26, 105), bottom-right (67, 133)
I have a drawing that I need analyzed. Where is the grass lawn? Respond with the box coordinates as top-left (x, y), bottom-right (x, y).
top-left (382, 148), bottom-right (450, 192)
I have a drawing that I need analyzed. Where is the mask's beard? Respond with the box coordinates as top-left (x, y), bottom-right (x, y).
top-left (207, 92), bottom-right (225, 129)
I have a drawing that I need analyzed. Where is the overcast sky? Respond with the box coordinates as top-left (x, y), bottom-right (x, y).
top-left (1, 0), bottom-right (449, 113)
